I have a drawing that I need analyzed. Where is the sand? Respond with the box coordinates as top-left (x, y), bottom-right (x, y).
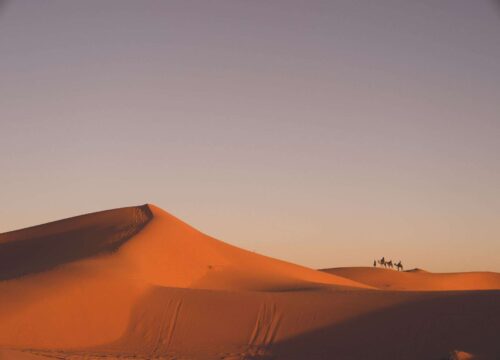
top-left (322, 266), bottom-right (500, 291)
top-left (0, 204), bottom-right (499, 359)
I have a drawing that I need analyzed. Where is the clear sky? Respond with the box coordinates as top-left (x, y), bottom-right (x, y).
top-left (1, 1), bottom-right (499, 272)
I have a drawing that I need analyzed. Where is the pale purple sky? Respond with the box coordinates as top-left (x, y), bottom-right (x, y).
top-left (1, 1), bottom-right (499, 271)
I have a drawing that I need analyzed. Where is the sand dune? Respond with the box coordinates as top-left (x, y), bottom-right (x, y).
top-left (1, 204), bottom-right (499, 359)
top-left (322, 267), bottom-right (500, 291)
top-left (0, 204), bottom-right (367, 349)
top-left (0, 204), bottom-right (368, 291)
top-left (119, 204), bottom-right (371, 291)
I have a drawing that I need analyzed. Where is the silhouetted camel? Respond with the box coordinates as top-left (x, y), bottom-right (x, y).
top-left (386, 260), bottom-right (393, 269)
top-left (395, 261), bottom-right (403, 271)
top-left (377, 257), bottom-right (386, 268)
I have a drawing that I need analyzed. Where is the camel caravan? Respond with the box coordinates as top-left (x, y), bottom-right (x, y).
top-left (373, 257), bottom-right (403, 271)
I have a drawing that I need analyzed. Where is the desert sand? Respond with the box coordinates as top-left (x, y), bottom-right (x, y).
top-left (0, 204), bottom-right (499, 360)
top-left (322, 267), bottom-right (500, 291)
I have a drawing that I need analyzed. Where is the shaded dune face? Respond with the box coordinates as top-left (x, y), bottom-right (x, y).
top-left (266, 290), bottom-right (500, 360)
top-left (321, 267), bottom-right (500, 291)
top-left (0, 205), bottom-right (153, 280)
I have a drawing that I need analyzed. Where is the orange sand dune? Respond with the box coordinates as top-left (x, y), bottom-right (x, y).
top-left (120, 204), bottom-right (371, 291)
top-left (1, 204), bottom-right (367, 291)
top-left (322, 266), bottom-right (500, 291)
top-left (1, 204), bottom-right (499, 359)
top-left (0, 204), bottom-right (366, 349)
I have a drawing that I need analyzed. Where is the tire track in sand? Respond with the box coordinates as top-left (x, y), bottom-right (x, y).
top-left (150, 298), bottom-right (183, 357)
top-left (247, 300), bottom-right (282, 357)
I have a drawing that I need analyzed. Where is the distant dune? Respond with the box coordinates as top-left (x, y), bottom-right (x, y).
top-left (1, 204), bottom-right (499, 359)
top-left (322, 266), bottom-right (500, 291)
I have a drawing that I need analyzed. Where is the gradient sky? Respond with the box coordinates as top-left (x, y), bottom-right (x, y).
top-left (1, 1), bottom-right (499, 272)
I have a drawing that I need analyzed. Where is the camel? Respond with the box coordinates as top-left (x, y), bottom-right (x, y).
top-left (386, 260), bottom-right (393, 269)
top-left (395, 261), bottom-right (403, 271)
top-left (377, 257), bottom-right (387, 268)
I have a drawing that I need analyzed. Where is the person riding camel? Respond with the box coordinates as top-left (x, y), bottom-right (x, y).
top-left (395, 261), bottom-right (403, 271)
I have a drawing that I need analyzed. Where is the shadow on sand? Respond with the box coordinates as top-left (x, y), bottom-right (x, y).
top-left (253, 290), bottom-right (500, 360)
top-left (0, 205), bottom-right (153, 280)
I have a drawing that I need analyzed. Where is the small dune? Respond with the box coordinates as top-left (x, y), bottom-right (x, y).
top-left (321, 267), bottom-right (500, 291)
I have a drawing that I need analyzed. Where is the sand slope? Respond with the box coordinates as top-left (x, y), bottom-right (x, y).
top-left (1, 204), bottom-right (499, 359)
top-left (119, 204), bottom-right (370, 291)
top-left (5, 288), bottom-right (499, 360)
top-left (322, 267), bottom-right (500, 291)
top-left (0, 204), bottom-right (368, 291)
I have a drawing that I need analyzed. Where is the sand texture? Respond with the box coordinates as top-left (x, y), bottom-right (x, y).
top-left (1, 204), bottom-right (499, 359)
